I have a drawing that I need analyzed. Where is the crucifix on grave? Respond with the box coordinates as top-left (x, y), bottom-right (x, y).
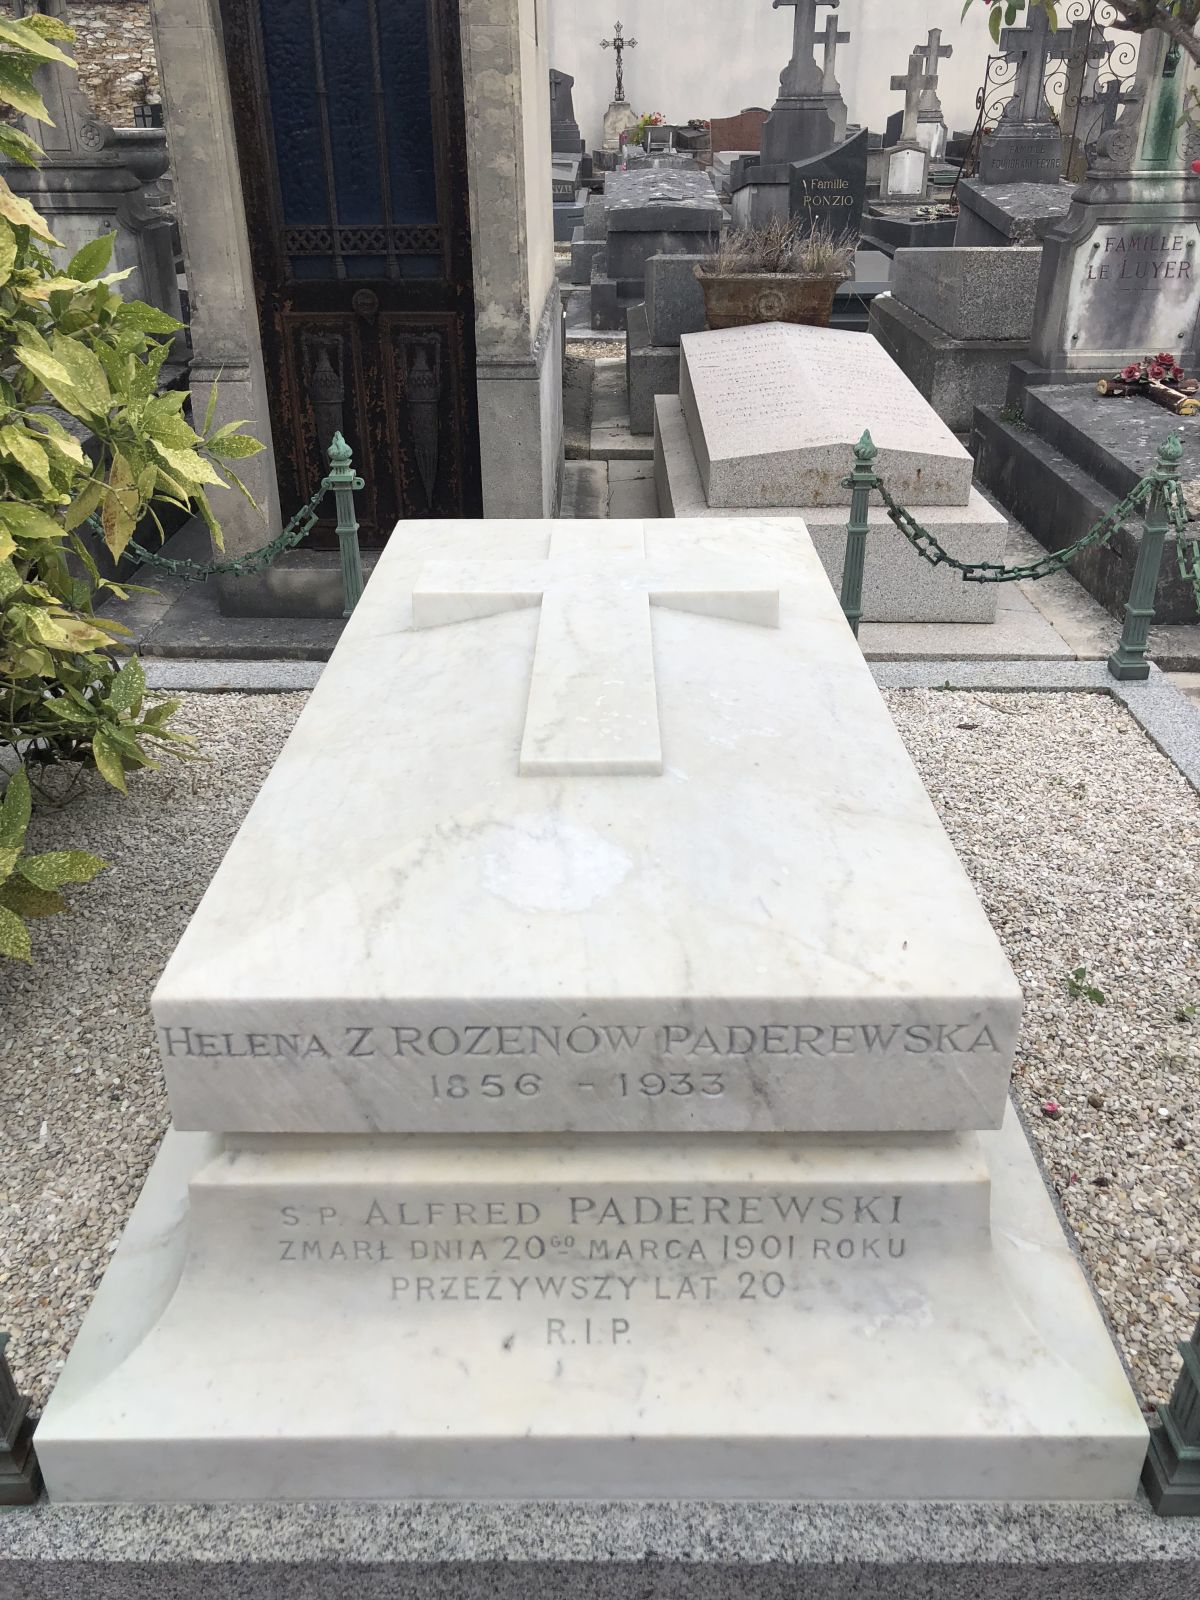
top-left (913, 26), bottom-right (953, 158)
top-left (979, 5), bottom-right (1073, 183)
top-left (1060, 20), bottom-right (1110, 179)
top-left (820, 11), bottom-right (850, 97)
top-left (600, 21), bottom-right (637, 105)
top-left (774, 0), bottom-right (839, 99)
top-left (999, 6), bottom-right (1073, 127)
top-left (883, 51), bottom-right (931, 199)
top-left (411, 524), bottom-right (779, 777)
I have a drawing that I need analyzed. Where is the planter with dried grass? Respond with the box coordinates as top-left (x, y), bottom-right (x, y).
top-left (694, 220), bottom-right (857, 330)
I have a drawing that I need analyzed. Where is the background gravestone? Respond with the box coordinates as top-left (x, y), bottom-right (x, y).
top-left (789, 125), bottom-right (867, 236)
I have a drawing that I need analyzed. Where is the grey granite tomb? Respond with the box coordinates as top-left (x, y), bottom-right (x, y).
top-left (626, 253), bottom-right (709, 434)
top-left (590, 168), bottom-right (721, 333)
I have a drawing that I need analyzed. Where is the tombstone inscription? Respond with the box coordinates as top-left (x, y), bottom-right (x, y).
top-left (979, 8), bottom-right (1073, 184)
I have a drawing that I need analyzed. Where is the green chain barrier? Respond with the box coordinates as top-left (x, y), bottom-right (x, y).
top-left (839, 429), bottom-right (1193, 683)
top-left (1164, 476), bottom-right (1200, 614)
top-left (94, 434), bottom-right (365, 608)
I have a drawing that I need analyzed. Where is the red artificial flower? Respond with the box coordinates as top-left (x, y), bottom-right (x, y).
top-left (1120, 364), bottom-right (1141, 381)
top-left (1149, 363), bottom-right (1166, 381)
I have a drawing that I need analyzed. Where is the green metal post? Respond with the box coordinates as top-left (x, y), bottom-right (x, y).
top-left (323, 432), bottom-right (366, 618)
top-left (0, 1332), bottom-right (41, 1505)
top-left (1108, 433), bottom-right (1183, 682)
top-left (841, 429), bottom-right (878, 639)
top-left (1143, 1317), bottom-right (1200, 1515)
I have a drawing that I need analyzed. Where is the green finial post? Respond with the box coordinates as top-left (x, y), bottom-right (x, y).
top-left (840, 429), bottom-right (879, 640)
top-left (1143, 1316), bottom-right (1200, 1514)
top-left (1108, 433), bottom-right (1183, 682)
top-left (323, 432), bottom-right (366, 618)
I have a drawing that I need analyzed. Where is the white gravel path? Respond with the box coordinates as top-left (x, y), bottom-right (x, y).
top-left (1, 687), bottom-right (1198, 1416)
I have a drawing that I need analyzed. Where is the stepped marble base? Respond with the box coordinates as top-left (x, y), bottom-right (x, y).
top-left (654, 396), bottom-right (1004, 623)
top-left (35, 1105), bottom-right (1145, 1504)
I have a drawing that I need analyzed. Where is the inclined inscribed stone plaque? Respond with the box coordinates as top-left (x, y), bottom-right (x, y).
top-left (1061, 222), bottom-right (1200, 362)
top-left (678, 323), bottom-right (974, 508)
top-left (153, 517), bottom-right (1020, 1137)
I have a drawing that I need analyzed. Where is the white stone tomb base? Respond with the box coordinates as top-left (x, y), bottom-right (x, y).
top-left (653, 396), bottom-right (1005, 624)
top-left (36, 1105), bottom-right (1147, 1503)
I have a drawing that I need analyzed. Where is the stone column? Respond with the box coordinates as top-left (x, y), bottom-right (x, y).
top-left (147, 0), bottom-right (283, 608)
top-left (460, 0), bottom-right (563, 518)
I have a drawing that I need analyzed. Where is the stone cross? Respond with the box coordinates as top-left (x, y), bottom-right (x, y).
top-left (914, 27), bottom-right (952, 116)
top-left (600, 21), bottom-right (637, 104)
top-left (820, 12), bottom-right (851, 96)
top-left (411, 524), bottom-right (780, 777)
top-left (1000, 6), bottom-right (1073, 125)
top-left (890, 52), bottom-right (926, 146)
top-left (774, 0), bottom-right (840, 99)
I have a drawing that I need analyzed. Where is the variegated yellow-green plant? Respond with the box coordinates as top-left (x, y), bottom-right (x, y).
top-left (0, 11), bottom-right (263, 959)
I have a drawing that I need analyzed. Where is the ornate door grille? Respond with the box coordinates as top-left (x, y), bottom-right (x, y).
top-left (219, 0), bottom-right (482, 542)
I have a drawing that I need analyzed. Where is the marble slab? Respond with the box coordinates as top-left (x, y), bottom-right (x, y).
top-left (152, 517), bottom-right (1022, 1137)
top-left (34, 1105), bottom-right (1148, 1503)
top-left (653, 395), bottom-right (1003, 625)
top-left (679, 323), bottom-right (975, 509)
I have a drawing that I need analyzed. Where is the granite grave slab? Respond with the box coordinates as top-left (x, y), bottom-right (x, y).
top-left (678, 322), bottom-right (974, 507)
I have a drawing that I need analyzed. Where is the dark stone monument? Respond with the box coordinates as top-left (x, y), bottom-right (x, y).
top-left (978, 8), bottom-right (1072, 185)
top-left (789, 125), bottom-right (867, 236)
top-left (761, 0), bottom-right (848, 163)
top-left (550, 68), bottom-right (584, 155)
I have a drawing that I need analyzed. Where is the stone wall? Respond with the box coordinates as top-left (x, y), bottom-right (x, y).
top-left (3, 0), bottom-right (160, 128)
top-left (66, 0), bottom-right (158, 127)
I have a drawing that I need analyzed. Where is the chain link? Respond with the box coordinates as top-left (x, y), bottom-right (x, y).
top-left (92, 480), bottom-right (332, 582)
top-left (1164, 476), bottom-right (1200, 612)
top-left (869, 474), bottom-right (1155, 585)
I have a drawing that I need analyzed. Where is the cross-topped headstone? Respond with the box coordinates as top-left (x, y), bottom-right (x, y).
top-left (820, 12), bottom-right (851, 96)
top-left (914, 27), bottom-right (952, 116)
top-left (600, 20), bottom-right (637, 104)
top-left (411, 524), bottom-right (779, 777)
top-left (999, 6), bottom-right (1073, 125)
top-left (890, 51), bottom-right (926, 146)
top-left (774, 0), bottom-right (839, 99)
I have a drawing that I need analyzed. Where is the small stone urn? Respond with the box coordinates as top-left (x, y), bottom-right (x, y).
top-left (693, 267), bottom-right (843, 330)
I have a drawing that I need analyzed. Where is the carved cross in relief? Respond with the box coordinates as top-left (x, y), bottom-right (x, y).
top-left (411, 525), bottom-right (779, 777)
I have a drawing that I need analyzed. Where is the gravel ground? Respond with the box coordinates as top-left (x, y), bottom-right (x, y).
top-left (885, 688), bottom-right (1200, 1409)
top-left (1, 687), bottom-right (1198, 1414)
top-left (0, 693), bottom-right (307, 1409)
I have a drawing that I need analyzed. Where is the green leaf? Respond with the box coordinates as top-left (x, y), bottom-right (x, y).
top-left (0, 423), bottom-right (53, 490)
top-left (67, 232), bottom-right (115, 283)
top-left (147, 440), bottom-right (226, 487)
top-left (0, 502), bottom-right (66, 544)
top-left (0, 903), bottom-right (31, 961)
top-left (0, 844), bottom-right (20, 884)
top-left (24, 12), bottom-right (74, 42)
top-left (0, 558), bottom-right (24, 601)
top-left (0, 878), bottom-right (66, 918)
top-left (206, 429), bottom-right (265, 461)
top-left (143, 406), bottom-right (202, 450)
top-left (63, 475), bottom-right (104, 532)
top-left (49, 333), bottom-right (112, 417)
top-left (0, 55), bottom-right (50, 122)
top-left (0, 766), bottom-right (31, 849)
top-left (18, 850), bottom-right (106, 889)
top-left (203, 378), bottom-right (219, 436)
top-left (13, 343), bottom-right (83, 411)
top-left (0, 17), bottom-right (76, 64)
top-left (0, 216), bottom-right (17, 285)
top-left (990, 4), bottom-right (1002, 41)
top-left (0, 122), bottom-right (44, 170)
top-left (114, 299), bottom-right (183, 335)
top-left (0, 179), bottom-right (59, 245)
top-left (106, 654), bottom-right (145, 717)
top-left (90, 726), bottom-right (127, 792)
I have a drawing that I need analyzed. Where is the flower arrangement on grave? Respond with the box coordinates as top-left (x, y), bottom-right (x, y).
top-left (694, 220), bottom-right (857, 330)
top-left (1096, 352), bottom-right (1200, 415)
top-left (631, 110), bottom-right (664, 144)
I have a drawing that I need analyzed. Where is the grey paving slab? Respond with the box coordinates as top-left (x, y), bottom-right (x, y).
top-left (142, 659), bottom-right (325, 693)
top-left (559, 460), bottom-right (608, 519)
top-left (607, 475), bottom-right (659, 518)
top-left (860, 583), bottom-right (1073, 661)
top-left (3, 1494), bottom-right (1200, 1599)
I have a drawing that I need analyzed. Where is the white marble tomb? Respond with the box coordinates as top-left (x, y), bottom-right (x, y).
top-left (34, 517), bottom-right (1147, 1504)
